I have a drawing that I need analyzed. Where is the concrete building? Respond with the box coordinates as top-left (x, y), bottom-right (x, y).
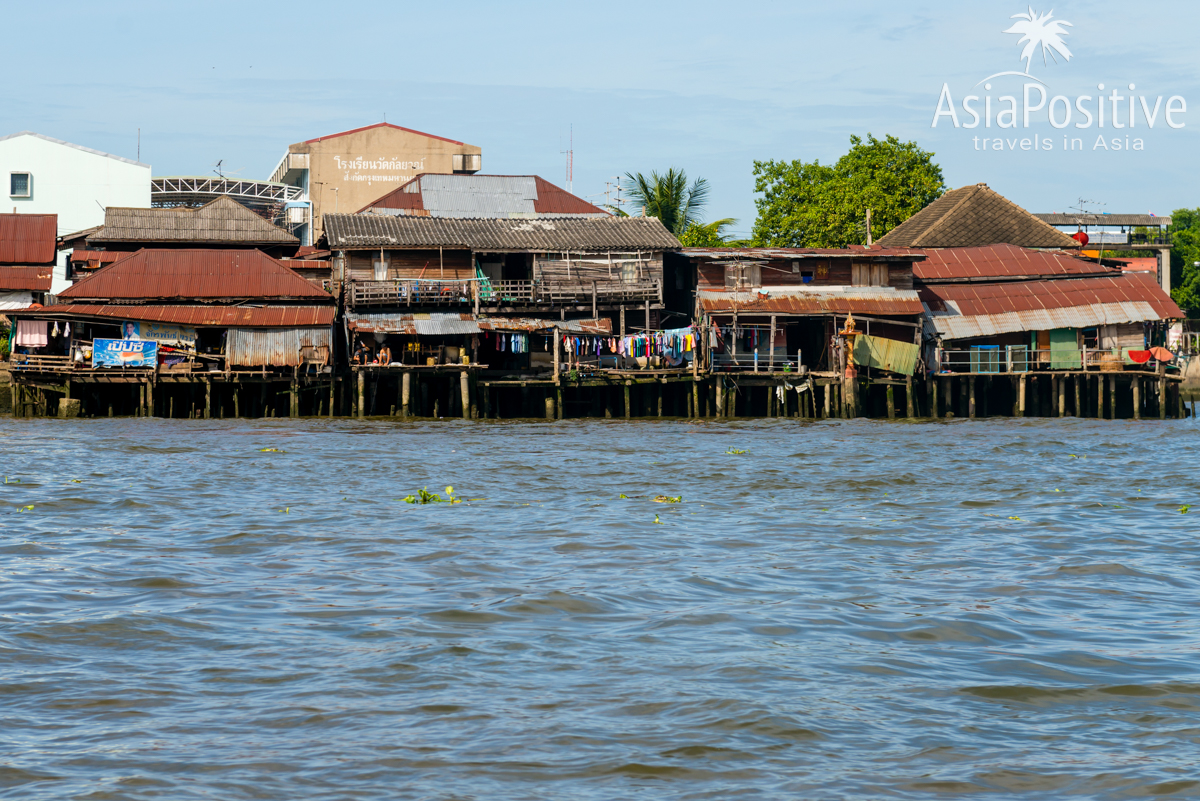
top-left (269, 123), bottom-right (482, 245)
top-left (0, 131), bottom-right (151, 293)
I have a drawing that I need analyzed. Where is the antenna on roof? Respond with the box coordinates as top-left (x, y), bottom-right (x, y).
top-left (560, 124), bottom-right (573, 193)
top-left (211, 160), bottom-right (242, 180)
top-left (1069, 197), bottom-right (1105, 215)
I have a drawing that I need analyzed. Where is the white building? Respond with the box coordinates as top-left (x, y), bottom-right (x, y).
top-left (0, 131), bottom-right (151, 293)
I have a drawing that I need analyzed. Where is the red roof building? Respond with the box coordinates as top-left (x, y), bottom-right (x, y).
top-left (357, 174), bottom-right (609, 218)
top-left (0, 213), bottom-right (57, 265)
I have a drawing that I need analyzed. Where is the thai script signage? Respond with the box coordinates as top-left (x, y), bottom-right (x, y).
top-left (93, 339), bottom-right (158, 368)
top-left (123, 321), bottom-right (196, 346)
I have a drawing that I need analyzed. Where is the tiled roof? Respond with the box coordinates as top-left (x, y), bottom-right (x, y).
top-left (89, 196), bottom-right (298, 245)
top-left (324, 214), bottom-right (680, 252)
top-left (915, 244), bottom-right (1112, 281)
top-left (358, 174), bottom-right (608, 218)
top-left (58, 249), bottom-right (332, 301)
top-left (878, 184), bottom-right (1080, 249)
top-left (20, 305), bottom-right (334, 327)
top-left (0, 267), bottom-right (53, 291)
top-left (0, 214), bottom-right (58, 264)
top-left (920, 272), bottom-right (1183, 339)
top-left (699, 287), bottom-right (924, 316)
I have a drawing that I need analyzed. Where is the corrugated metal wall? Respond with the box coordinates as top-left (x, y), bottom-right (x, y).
top-left (853, 334), bottom-right (919, 376)
top-left (227, 327), bottom-right (331, 367)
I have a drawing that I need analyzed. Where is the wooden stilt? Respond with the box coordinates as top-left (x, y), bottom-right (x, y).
top-left (356, 371), bottom-right (365, 418)
top-left (460, 370), bottom-right (470, 420)
top-left (545, 391), bottom-right (555, 420)
top-left (905, 376), bottom-right (914, 418)
top-left (556, 384), bottom-right (563, 420)
top-left (233, 386), bottom-right (240, 418)
top-left (1074, 375), bottom-right (1081, 417)
top-left (624, 382), bottom-right (631, 419)
top-left (1108, 375), bottom-right (1117, 420)
top-left (1133, 375), bottom-right (1141, 420)
top-left (291, 376), bottom-right (299, 418)
top-left (204, 379), bottom-right (211, 419)
top-left (1018, 374), bottom-right (1026, 416)
top-left (886, 385), bottom-right (895, 419)
top-left (716, 379), bottom-right (725, 419)
top-left (1158, 371), bottom-right (1166, 420)
top-left (401, 372), bottom-right (411, 417)
top-left (1058, 375), bottom-right (1066, 417)
top-left (1097, 374), bottom-right (1105, 419)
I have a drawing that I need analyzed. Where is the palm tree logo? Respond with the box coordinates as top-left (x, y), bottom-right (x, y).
top-left (979, 7), bottom-right (1073, 86)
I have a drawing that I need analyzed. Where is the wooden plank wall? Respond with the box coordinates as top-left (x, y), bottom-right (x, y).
top-left (694, 258), bottom-right (915, 290)
top-left (346, 249), bottom-right (474, 281)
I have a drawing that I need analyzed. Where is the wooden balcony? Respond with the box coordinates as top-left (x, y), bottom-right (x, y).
top-left (347, 279), bottom-right (662, 309)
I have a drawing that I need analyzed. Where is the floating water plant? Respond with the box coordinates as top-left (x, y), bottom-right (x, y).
top-left (4, 477), bottom-right (20, 484)
top-left (654, 495), bottom-right (682, 503)
top-left (653, 514), bottom-right (662, 524)
top-left (18, 505), bottom-right (33, 512)
top-left (618, 493), bottom-right (629, 499)
top-left (259, 448), bottom-right (284, 453)
top-left (726, 448), bottom-right (747, 455)
top-left (1181, 505), bottom-right (1191, 514)
top-left (403, 486), bottom-right (462, 505)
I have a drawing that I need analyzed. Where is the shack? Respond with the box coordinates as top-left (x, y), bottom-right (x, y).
top-left (8, 249), bottom-right (336, 418)
top-left (916, 244), bottom-right (1186, 419)
top-left (677, 246), bottom-right (927, 418)
top-left (0, 212), bottom-right (56, 310)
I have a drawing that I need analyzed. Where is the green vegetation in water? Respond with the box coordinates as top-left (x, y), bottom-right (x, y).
top-left (654, 495), bottom-right (682, 503)
top-left (5, 477), bottom-right (20, 484)
top-left (726, 448), bottom-right (747, 455)
top-left (618, 493), bottom-right (628, 499)
top-left (403, 486), bottom-right (462, 505)
top-left (259, 448), bottom-right (284, 453)
top-left (653, 514), bottom-right (662, 524)
top-left (279, 507), bottom-right (290, 514)
top-left (1181, 505), bottom-right (1191, 514)
top-left (18, 505), bottom-right (33, 512)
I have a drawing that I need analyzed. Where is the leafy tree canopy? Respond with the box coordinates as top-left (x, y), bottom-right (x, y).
top-left (751, 134), bottom-right (946, 247)
top-left (1168, 208), bottom-right (1200, 316)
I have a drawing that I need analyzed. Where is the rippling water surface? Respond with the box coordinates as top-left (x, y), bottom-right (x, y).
top-left (2, 416), bottom-right (1200, 800)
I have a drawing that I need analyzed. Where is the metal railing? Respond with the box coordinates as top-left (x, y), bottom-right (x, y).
top-left (938, 346), bottom-right (1170, 373)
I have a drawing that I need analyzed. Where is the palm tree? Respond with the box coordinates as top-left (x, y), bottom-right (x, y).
top-left (623, 168), bottom-right (729, 236)
top-left (1004, 7), bottom-right (1072, 74)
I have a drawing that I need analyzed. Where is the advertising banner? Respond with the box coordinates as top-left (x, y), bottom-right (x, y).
top-left (93, 338), bottom-right (158, 368)
top-left (123, 321), bottom-right (196, 346)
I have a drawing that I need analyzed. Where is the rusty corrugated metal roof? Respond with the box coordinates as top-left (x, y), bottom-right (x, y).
top-left (682, 246), bottom-right (924, 260)
top-left (915, 244), bottom-right (1112, 281)
top-left (348, 313), bottom-right (613, 335)
top-left (18, 304), bottom-right (334, 327)
top-left (325, 214), bottom-right (679, 252)
top-left (69, 250), bottom-right (123, 264)
top-left (700, 288), bottom-right (924, 316)
top-left (920, 272), bottom-right (1183, 339)
top-left (0, 214), bottom-right (58, 264)
top-left (0, 267), bottom-right (53, 291)
top-left (59, 249), bottom-right (333, 301)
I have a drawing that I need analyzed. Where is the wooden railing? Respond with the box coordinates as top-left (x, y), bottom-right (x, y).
top-left (348, 278), bottom-right (662, 308)
top-left (10, 355), bottom-right (75, 371)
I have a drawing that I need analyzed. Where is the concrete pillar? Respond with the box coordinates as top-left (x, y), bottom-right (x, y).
top-left (545, 391), bottom-right (555, 420)
top-left (968, 376), bottom-right (976, 419)
top-left (1133, 375), bottom-right (1141, 420)
top-left (357, 370), bottom-right (365, 419)
top-left (1097, 374), bottom-right (1105, 419)
top-left (715, 379), bottom-right (725, 419)
top-left (1019, 374), bottom-right (1027, 416)
top-left (401, 371), bottom-right (411, 418)
top-left (58, 398), bottom-right (81, 418)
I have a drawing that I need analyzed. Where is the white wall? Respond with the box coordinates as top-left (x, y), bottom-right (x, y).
top-left (0, 132), bottom-right (151, 293)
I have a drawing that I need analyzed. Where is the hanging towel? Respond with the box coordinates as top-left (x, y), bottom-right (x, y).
top-left (15, 320), bottom-right (48, 347)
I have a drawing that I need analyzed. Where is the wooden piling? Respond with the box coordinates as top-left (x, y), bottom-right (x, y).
top-left (1108, 375), bottom-right (1117, 420)
top-left (624, 381), bottom-right (631, 419)
top-left (204, 379), bottom-right (211, 419)
top-left (905, 376), bottom-right (914, 418)
top-left (886, 385), bottom-right (895, 419)
top-left (1158, 369), bottom-right (1166, 420)
top-left (556, 384), bottom-right (563, 420)
top-left (715, 379), bottom-right (725, 419)
top-left (291, 376), bottom-right (299, 418)
top-left (1018, 374), bottom-right (1026, 416)
top-left (460, 370), bottom-right (471, 420)
top-left (1132, 375), bottom-right (1141, 419)
top-left (233, 386), bottom-right (240, 418)
top-left (1058, 375), bottom-right (1066, 417)
top-left (545, 392), bottom-right (555, 420)
top-left (146, 380), bottom-right (155, 418)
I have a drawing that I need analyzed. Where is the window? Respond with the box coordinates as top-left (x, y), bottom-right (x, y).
top-left (372, 258), bottom-right (389, 281)
top-left (10, 172), bottom-right (31, 197)
top-left (852, 262), bottom-right (889, 287)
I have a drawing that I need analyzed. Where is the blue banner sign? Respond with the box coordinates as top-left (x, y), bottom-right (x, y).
top-left (93, 338), bottom-right (158, 368)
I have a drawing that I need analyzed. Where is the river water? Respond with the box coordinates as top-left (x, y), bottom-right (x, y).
top-left (2, 416), bottom-right (1199, 800)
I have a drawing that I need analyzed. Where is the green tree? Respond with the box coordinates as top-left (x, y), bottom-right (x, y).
top-left (1168, 208), bottom-right (1200, 316)
top-left (624, 168), bottom-right (733, 237)
top-left (751, 134), bottom-right (946, 247)
top-left (678, 219), bottom-right (740, 248)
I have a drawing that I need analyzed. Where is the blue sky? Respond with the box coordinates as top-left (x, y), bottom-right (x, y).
top-left (6, 0), bottom-right (1198, 237)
